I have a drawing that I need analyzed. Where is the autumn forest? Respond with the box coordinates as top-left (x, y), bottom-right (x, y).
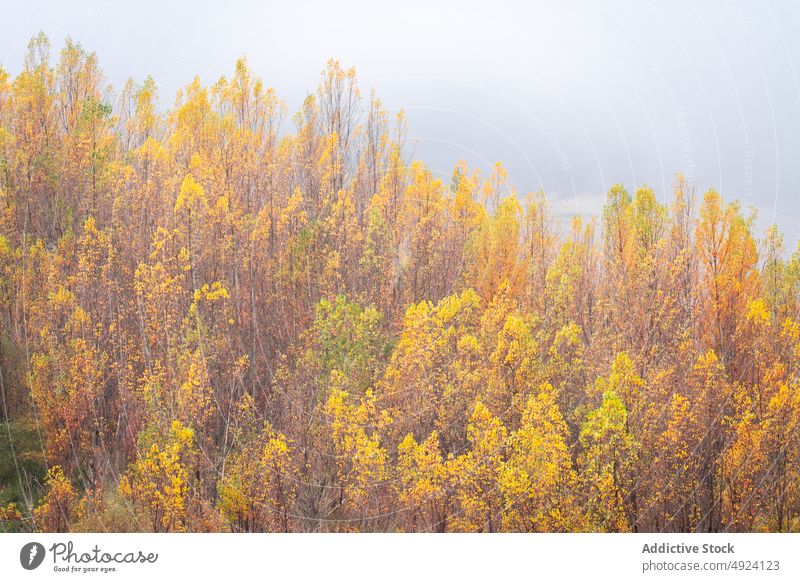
top-left (1, 34), bottom-right (800, 533)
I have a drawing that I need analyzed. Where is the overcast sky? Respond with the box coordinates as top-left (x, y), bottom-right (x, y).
top-left (1, 0), bottom-right (798, 248)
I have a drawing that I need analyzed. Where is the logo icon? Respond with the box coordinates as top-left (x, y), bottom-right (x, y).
top-left (20, 542), bottom-right (46, 570)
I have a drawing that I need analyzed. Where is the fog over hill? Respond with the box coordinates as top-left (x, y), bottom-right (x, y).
top-left (2, 0), bottom-right (798, 248)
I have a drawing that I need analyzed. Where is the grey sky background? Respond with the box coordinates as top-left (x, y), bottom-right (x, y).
top-left (1, 0), bottom-right (798, 248)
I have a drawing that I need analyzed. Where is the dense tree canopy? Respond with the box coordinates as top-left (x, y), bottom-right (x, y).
top-left (1, 34), bottom-right (800, 532)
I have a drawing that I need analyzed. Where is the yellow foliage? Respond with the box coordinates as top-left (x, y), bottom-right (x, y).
top-left (34, 466), bottom-right (77, 532)
top-left (119, 420), bottom-right (195, 532)
top-left (174, 173), bottom-right (206, 213)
